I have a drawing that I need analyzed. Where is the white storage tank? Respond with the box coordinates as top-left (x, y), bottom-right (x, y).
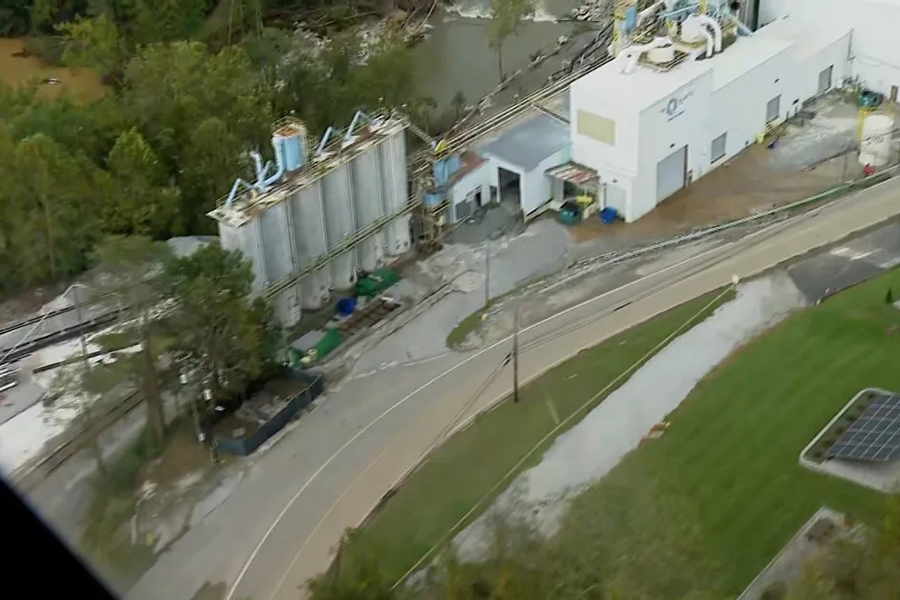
top-left (681, 14), bottom-right (706, 44)
top-left (859, 113), bottom-right (894, 167)
top-left (350, 148), bottom-right (386, 271)
top-left (322, 162), bottom-right (358, 289)
top-left (259, 203), bottom-right (301, 324)
top-left (647, 36), bottom-right (675, 64)
top-left (290, 184), bottom-right (331, 310)
top-left (380, 130), bottom-right (412, 257)
top-left (219, 220), bottom-right (266, 295)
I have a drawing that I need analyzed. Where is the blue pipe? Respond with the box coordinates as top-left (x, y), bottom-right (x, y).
top-left (344, 111), bottom-right (371, 142)
top-left (316, 126), bottom-right (337, 156)
top-left (257, 137), bottom-right (285, 192)
top-left (225, 178), bottom-right (254, 207)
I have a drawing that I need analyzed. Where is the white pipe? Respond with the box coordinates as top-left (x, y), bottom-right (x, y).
top-left (699, 27), bottom-right (715, 58)
top-left (618, 36), bottom-right (673, 75)
top-left (697, 14), bottom-right (723, 52)
top-left (636, 1), bottom-right (665, 28)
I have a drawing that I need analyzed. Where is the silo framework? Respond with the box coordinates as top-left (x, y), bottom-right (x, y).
top-left (209, 112), bottom-right (426, 326)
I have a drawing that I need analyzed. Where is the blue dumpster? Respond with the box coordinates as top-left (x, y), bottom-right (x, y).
top-left (599, 207), bottom-right (618, 224)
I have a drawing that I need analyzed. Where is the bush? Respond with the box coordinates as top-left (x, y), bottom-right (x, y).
top-left (22, 35), bottom-right (67, 66)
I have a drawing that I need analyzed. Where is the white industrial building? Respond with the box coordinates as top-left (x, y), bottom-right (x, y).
top-left (442, 2), bottom-right (865, 226)
top-left (442, 114), bottom-right (571, 224)
top-left (568, 10), bottom-right (851, 222)
top-left (759, 0), bottom-right (900, 99)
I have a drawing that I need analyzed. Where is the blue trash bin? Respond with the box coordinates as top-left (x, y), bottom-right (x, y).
top-left (336, 297), bottom-right (357, 316)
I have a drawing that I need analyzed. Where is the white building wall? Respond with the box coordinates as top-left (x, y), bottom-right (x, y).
top-left (449, 161), bottom-right (492, 222)
top-left (794, 33), bottom-right (852, 102)
top-left (634, 71), bottom-right (714, 222)
top-left (759, 0), bottom-right (900, 97)
top-left (570, 78), bottom-right (642, 221)
top-left (570, 97), bottom-right (641, 176)
top-left (710, 50), bottom-right (796, 168)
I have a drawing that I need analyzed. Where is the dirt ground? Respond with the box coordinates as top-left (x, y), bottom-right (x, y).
top-left (567, 145), bottom-right (854, 246)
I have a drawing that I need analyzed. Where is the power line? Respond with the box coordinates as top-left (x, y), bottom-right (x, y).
top-left (390, 284), bottom-right (737, 589)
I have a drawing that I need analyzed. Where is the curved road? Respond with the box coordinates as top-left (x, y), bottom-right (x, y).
top-left (127, 177), bottom-right (900, 600)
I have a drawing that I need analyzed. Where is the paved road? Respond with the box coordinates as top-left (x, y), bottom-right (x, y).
top-left (127, 177), bottom-right (900, 600)
top-left (788, 221), bottom-right (900, 303)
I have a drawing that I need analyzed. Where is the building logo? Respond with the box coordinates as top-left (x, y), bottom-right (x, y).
top-left (663, 90), bottom-right (694, 121)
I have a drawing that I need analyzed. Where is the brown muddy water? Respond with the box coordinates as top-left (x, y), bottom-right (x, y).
top-left (0, 37), bottom-right (107, 102)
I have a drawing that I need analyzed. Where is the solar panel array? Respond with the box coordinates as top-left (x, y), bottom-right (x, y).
top-left (825, 394), bottom-right (900, 462)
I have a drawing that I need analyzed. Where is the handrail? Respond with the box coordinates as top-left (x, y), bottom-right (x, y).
top-left (263, 197), bottom-right (420, 299)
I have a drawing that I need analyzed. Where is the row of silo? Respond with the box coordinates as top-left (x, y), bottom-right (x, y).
top-left (213, 118), bottom-right (412, 327)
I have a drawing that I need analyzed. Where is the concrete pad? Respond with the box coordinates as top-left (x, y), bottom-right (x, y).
top-left (787, 221), bottom-right (900, 303)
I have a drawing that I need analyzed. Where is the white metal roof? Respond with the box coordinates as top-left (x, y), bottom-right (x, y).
top-left (710, 35), bottom-right (795, 90)
top-left (754, 14), bottom-right (852, 62)
top-left (479, 114), bottom-right (570, 172)
top-left (574, 55), bottom-right (713, 114)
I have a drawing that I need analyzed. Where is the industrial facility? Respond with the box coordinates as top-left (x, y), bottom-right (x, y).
top-left (208, 112), bottom-right (422, 326)
top-left (759, 0), bottom-right (900, 100)
top-left (438, 0), bottom-right (896, 225)
top-left (209, 0), bottom-right (900, 328)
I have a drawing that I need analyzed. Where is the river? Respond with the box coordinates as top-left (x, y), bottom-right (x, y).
top-left (412, 0), bottom-right (583, 109)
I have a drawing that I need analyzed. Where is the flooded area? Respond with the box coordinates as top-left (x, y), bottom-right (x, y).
top-left (0, 38), bottom-right (107, 102)
top-left (413, 0), bottom-right (584, 109)
top-left (452, 273), bottom-right (808, 561)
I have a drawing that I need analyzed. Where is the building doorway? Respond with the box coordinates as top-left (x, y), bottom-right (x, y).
top-left (497, 167), bottom-right (521, 206)
top-left (656, 145), bottom-right (688, 202)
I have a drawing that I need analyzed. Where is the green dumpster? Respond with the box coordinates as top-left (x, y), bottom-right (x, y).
top-left (355, 268), bottom-right (400, 298)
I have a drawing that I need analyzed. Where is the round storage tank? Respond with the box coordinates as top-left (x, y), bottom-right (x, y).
top-left (859, 113), bottom-right (894, 167)
top-left (681, 14), bottom-right (705, 44)
top-left (647, 40), bottom-right (675, 64)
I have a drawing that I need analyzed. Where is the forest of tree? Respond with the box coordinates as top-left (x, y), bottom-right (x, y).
top-left (0, 0), bottom-right (427, 300)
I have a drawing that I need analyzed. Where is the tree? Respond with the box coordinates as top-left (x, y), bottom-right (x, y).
top-left (486, 0), bottom-right (533, 82)
top-left (129, 0), bottom-right (208, 45)
top-left (180, 117), bottom-right (245, 234)
top-left (89, 235), bottom-right (174, 443)
top-left (103, 128), bottom-right (180, 236)
top-left (9, 133), bottom-right (101, 286)
top-left (163, 244), bottom-right (281, 409)
top-left (60, 13), bottom-right (128, 82)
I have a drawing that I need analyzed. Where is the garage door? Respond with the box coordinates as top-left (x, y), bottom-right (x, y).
top-left (656, 145), bottom-right (687, 202)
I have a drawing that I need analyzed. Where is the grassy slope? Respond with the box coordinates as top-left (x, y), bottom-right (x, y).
top-left (558, 268), bottom-right (900, 596)
top-left (344, 288), bottom-right (736, 582)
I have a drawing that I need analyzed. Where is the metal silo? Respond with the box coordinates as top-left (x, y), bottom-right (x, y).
top-left (260, 202), bottom-right (301, 325)
top-left (290, 183), bottom-right (331, 310)
top-left (380, 129), bottom-right (411, 257)
top-left (219, 220), bottom-right (266, 295)
top-left (350, 147), bottom-right (385, 272)
top-left (322, 161), bottom-right (358, 290)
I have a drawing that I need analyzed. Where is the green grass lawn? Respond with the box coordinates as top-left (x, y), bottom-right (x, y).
top-left (341, 288), bottom-right (736, 584)
top-left (553, 268), bottom-right (900, 597)
top-left (338, 268), bottom-right (900, 596)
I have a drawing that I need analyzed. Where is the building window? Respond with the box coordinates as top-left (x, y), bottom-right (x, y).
top-left (711, 133), bottom-right (727, 163)
top-left (766, 95), bottom-right (781, 124)
top-left (818, 65), bottom-right (833, 94)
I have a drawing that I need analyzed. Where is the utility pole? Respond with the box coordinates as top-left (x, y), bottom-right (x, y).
top-left (484, 239), bottom-right (491, 311)
top-left (73, 284), bottom-right (106, 476)
top-left (512, 303), bottom-right (520, 403)
top-left (332, 534), bottom-right (345, 591)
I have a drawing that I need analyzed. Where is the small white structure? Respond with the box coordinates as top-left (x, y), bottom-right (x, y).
top-left (476, 114), bottom-right (571, 218)
top-left (760, 0), bottom-right (900, 99)
top-left (569, 15), bottom-right (851, 222)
